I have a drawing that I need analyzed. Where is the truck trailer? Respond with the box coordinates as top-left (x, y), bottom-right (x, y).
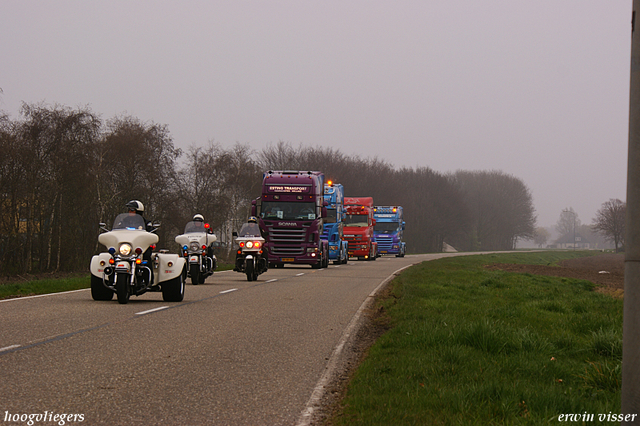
top-left (343, 197), bottom-right (378, 261)
top-left (373, 206), bottom-right (406, 257)
top-left (322, 181), bottom-right (349, 264)
top-left (252, 170), bottom-right (329, 268)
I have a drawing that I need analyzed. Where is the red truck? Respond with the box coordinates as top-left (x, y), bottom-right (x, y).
top-left (343, 197), bottom-right (378, 261)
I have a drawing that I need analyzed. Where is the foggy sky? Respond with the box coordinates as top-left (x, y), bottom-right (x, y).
top-left (0, 1), bottom-right (631, 227)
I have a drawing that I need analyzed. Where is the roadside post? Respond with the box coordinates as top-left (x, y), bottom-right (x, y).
top-left (623, 1), bottom-right (640, 421)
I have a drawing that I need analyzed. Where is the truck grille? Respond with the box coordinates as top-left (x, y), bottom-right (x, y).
top-left (267, 225), bottom-right (307, 256)
top-left (377, 239), bottom-right (393, 250)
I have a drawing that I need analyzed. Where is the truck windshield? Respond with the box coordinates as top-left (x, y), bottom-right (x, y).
top-left (374, 222), bottom-right (399, 233)
top-left (344, 214), bottom-right (368, 227)
top-left (325, 209), bottom-right (337, 224)
top-left (260, 201), bottom-right (317, 220)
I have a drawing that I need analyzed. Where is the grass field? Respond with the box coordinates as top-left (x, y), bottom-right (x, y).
top-left (331, 251), bottom-right (622, 425)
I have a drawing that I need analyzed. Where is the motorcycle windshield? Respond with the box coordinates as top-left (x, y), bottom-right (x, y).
top-left (112, 213), bottom-right (146, 230)
top-left (184, 221), bottom-right (207, 233)
top-left (238, 222), bottom-right (261, 237)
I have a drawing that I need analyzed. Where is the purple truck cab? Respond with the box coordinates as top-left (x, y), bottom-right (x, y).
top-left (251, 171), bottom-right (329, 268)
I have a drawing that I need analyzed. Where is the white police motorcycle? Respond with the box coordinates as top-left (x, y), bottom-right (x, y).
top-left (175, 216), bottom-right (218, 285)
top-left (90, 213), bottom-right (186, 304)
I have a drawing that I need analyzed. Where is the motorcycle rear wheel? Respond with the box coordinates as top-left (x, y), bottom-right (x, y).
top-left (162, 273), bottom-right (185, 302)
top-left (91, 274), bottom-right (113, 301)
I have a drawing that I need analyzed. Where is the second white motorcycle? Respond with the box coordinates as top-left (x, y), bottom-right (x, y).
top-left (175, 215), bottom-right (218, 285)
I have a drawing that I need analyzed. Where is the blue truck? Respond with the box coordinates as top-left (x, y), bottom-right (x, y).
top-left (322, 181), bottom-right (349, 264)
top-left (373, 206), bottom-right (406, 257)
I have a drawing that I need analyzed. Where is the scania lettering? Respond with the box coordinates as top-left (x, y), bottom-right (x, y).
top-left (321, 181), bottom-right (349, 264)
top-left (373, 206), bottom-right (406, 257)
top-left (343, 197), bottom-right (378, 261)
top-left (252, 171), bottom-right (329, 268)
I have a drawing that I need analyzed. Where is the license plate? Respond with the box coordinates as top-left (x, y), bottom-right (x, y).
top-left (348, 252), bottom-right (354, 255)
top-left (189, 256), bottom-right (199, 263)
top-left (281, 258), bottom-right (294, 262)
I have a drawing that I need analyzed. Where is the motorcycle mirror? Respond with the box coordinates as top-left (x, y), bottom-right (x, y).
top-left (232, 231), bottom-right (238, 237)
top-left (153, 222), bottom-right (161, 228)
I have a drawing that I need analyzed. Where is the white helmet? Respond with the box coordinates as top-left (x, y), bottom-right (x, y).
top-left (193, 214), bottom-right (204, 222)
top-left (126, 200), bottom-right (144, 213)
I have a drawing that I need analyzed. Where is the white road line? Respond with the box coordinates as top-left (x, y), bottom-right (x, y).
top-left (265, 279), bottom-right (278, 283)
top-left (0, 288), bottom-right (89, 303)
top-left (135, 306), bottom-right (169, 315)
top-left (296, 273), bottom-right (305, 277)
top-left (0, 345), bottom-right (21, 352)
top-left (219, 288), bottom-right (238, 294)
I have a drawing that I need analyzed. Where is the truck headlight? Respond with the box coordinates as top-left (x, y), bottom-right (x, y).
top-left (119, 243), bottom-right (132, 256)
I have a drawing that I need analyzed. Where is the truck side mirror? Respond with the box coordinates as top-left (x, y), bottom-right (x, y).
top-left (321, 207), bottom-right (327, 218)
top-left (402, 221), bottom-right (406, 230)
top-left (372, 219), bottom-right (376, 226)
top-left (251, 199), bottom-right (257, 216)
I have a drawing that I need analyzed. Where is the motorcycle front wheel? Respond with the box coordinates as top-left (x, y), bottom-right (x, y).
top-left (190, 264), bottom-right (200, 285)
top-left (115, 273), bottom-right (130, 304)
top-left (246, 261), bottom-right (254, 282)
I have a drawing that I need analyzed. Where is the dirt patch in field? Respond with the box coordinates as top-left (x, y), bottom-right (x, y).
top-left (485, 252), bottom-right (625, 298)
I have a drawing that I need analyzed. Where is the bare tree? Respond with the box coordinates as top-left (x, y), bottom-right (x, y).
top-left (556, 207), bottom-right (581, 239)
top-left (532, 227), bottom-right (551, 248)
top-left (592, 198), bottom-right (626, 252)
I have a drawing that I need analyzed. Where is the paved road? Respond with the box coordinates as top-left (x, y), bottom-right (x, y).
top-left (0, 254), bottom-right (456, 425)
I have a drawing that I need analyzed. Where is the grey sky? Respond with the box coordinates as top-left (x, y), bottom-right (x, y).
top-left (0, 1), bottom-right (631, 227)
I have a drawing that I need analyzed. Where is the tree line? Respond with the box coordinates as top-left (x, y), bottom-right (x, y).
top-left (0, 103), bottom-right (537, 275)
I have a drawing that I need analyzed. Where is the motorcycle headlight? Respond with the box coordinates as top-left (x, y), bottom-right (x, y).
top-left (190, 242), bottom-right (200, 251)
top-left (119, 243), bottom-right (132, 256)
top-left (246, 241), bottom-right (254, 249)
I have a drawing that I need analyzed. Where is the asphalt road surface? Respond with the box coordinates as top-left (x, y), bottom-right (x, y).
top-left (0, 254), bottom-right (457, 425)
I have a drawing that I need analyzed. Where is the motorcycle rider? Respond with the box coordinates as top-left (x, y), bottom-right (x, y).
top-left (124, 200), bottom-right (154, 284)
top-left (191, 214), bottom-right (215, 258)
top-left (234, 216), bottom-right (266, 272)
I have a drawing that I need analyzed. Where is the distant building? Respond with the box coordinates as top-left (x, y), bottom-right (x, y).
top-left (555, 232), bottom-right (592, 250)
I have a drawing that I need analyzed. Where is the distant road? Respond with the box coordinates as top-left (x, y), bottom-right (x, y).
top-left (0, 254), bottom-right (458, 425)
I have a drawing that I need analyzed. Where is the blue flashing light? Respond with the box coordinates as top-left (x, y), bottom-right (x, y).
top-left (108, 247), bottom-right (116, 255)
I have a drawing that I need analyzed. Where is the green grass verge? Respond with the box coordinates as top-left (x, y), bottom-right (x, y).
top-left (332, 251), bottom-right (622, 425)
top-left (0, 263), bottom-right (236, 300)
top-left (0, 275), bottom-right (91, 300)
